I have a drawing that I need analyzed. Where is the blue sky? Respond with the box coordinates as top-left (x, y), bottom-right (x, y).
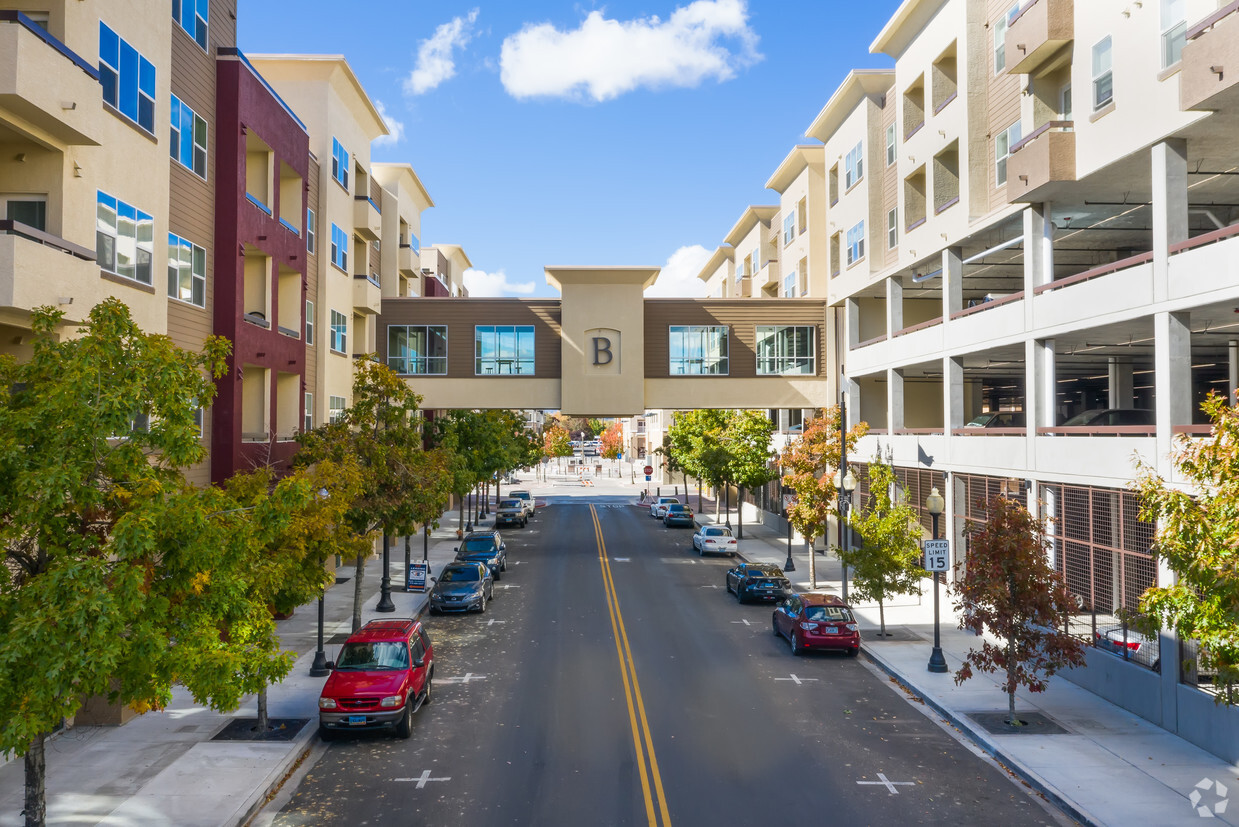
top-left (239, 1), bottom-right (904, 298)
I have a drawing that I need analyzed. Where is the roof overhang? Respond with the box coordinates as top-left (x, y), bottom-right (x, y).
top-left (723, 206), bottom-right (779, 247)
top-left (765, 145), bottom-right (826, 192)
top-left (696, 245), bottom-right (735, 282)
top-left (870, 0), bottom-right (946, 58)
top-left (806, 70), bottom-right (895, 143)
top-left (545, 267), bottom-right (660, 292)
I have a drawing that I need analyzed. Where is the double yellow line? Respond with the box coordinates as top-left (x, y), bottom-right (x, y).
top-left (589, 505), bottom-right (672, 827)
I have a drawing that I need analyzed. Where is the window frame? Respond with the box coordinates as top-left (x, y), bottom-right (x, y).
top-left (304, 392), bottom-right (313, 432)
top-left (885, 124), bottom-right (896, 166)
top-left (172, 0), bottom-right (209, 50)
top-left (1092, 37), bottom-right (1114, 111)
top-left (2, 194), bottom-right (47, 231)
top-left (993, 4), bottom-right (1019, 74)
top-left (995, 121), bottom-right (1022, 186)
top-left (388, 325), bottom-right (449, 376)
top-left (668, 325), bottom-right (730, 376)
top-left (306, 208), bottom-right (316, 254)
top-left (846, 220), bottom-right (865, 266)
top-left (474, 325), bottom-right (536, 376)
top-left (329, 309), bottom-right (347, 355)
top-left (328, 395), bottom-right (346, 424)
top-left (167, 232), bottom-right (206, 307)
top-left (169, 94), bottom-right (208, 179)
top-left (782, 211), bottom-right (795, 246)
top-left (844, 141), bottom-right (864, 189)
top-left (99, 23), bottom-right (155, 135)
top-left (331, 138), bottom-right (349, 190)
top-left (756, 326), bottom-right (816, 376)
top-left (783, 271), bottom-right (796, 298)
top-left (305, 300), bottom-right (315, 345)
top-left (96, 190), bottom-right (153, 286)
top-left (1161, 0), bottom-right (1186, 69)
top-left (330, 223), bottom-right (347, 271)
top-left (887, 207), bottom-right (898, 249)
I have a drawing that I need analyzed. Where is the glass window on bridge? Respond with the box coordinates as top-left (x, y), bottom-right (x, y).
top-left (756, 326), bottom-right (815, 375)
top-left (669, 325), bottom-right (729, 375)
top-left (388, 325), bottom-right (447, 375)
top-left (475, 325), bottom-right (535, 375)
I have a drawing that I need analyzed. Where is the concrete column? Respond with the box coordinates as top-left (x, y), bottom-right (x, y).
top-left (887, 275), bottom-right (904, 336)
top-left (1157, 524), bottom-right (1179, 728)
top-left (944, 356), bottom-right (964, 432)
top-left (1229, 340), bottom-right (1238, 407)
top-left (1108, 357), bottom-right (1135, 409)
top-left (1023, 203), bottom-right (1053, 329)
top-left (845, 297), bottom-right (860, 349)
top-left (888, 368), bottom-right (905, 432)
top-left (1155, 311), bottom-right (1192, 472)
top-left (1033, 338), bottom-right (1057, 430)
top-left (942, 246), bottom-right (963, 319)
top-left (1151, 139), bottom-right (1188, 304)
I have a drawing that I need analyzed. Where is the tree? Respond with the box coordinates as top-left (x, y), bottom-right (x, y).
top-left (543, 425), bottom-right (573, 466)
top-left (0, 300), bottom-right (303, 826)
top-left (1133, 391), bottom-right (1239, 698)
top-left (588, 418), bottom-right (609, 438)
top-left (839, 459), bottom-right (924, 636)
top-left (667, 409), bottom-right (728, 512)
top-left (953, 494), bottom-right (1086, 726)
top-left (297, 359), bottom-right (452, 631)
top-left (599, 422), bottom-right (624, 460)
top-left (724, 410), bottom-right (777, 539)
top-left (781, 405), bottom-right (869, 584)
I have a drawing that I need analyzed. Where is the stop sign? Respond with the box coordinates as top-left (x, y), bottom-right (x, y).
top-left (643, 465), bottom-right (653, 476)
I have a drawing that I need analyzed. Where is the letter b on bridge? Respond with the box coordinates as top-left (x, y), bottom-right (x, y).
top-left (585, 328), bottom-right (620, 375)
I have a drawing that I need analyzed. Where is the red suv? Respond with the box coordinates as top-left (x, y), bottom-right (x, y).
top-left (318, 618), bottom-right (434, 740)
top-left (772, 593), bottom-right (860, 656)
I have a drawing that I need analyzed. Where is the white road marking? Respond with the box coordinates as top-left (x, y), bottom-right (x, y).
top-left (660, 558), bottom-right (697, 565)
top-left (485, 619), bottom-right (506, 626)
top-left (496, 584), bottom-right (521, 590)
top-left (438, 673), bottom-right (487, 684)
top-left (774, 674), bottom-right (819, 685)
top-left (700, 584), bottom-right (720, 589)
top-left (731, 619), bottom-right (752, 626)
top-left (613, 557), bottom-right (631, 562)
top-left (856, 773), bottom-right (915, 794)
top-left (395, 770), bottom-right (451, 789)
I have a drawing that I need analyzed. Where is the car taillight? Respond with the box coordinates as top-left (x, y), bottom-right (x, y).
top-left (318, 697), bottom-right (338, 709)
top-left (845, 623), bottom-right (859, 632)
top-left (799, 622), bottom-right (818, 631)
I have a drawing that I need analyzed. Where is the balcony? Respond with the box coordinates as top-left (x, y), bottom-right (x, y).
top-left (353, 272), bottom-right (381, 315)
top-left (1006, 122), bottom-right (1075, 202)
top-left (1180, 2), bottom-right (1239, 111)
top-left (735, 276), bottom-right (752, 297)
top-left (0, 12), bottom-right (101, 145)
top-left (758, 259), bottom-right (781, 288)
top-left (398, 243), bottom-right (418, 277)
top-left (0, 221), bottom-right (95, 312)
top-left (1005, 0), bottom-right (1074, 76)
top-left (353, 196), bottom-right (380, 241)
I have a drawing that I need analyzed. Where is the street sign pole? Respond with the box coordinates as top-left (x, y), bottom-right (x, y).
top-left (923, 532), bottom-right (950, 673)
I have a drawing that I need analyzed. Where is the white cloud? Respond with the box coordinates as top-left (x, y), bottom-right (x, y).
top-left (405, 9), bottom-right (480, 95)
top-left (463, 268), bottom-right (536, 297)
top-left (372, 100), bottom-right (405, 146)
top-left (644, 245), bottom-right (712, 297)
top-left (500, 0), bottom-right (760, 102)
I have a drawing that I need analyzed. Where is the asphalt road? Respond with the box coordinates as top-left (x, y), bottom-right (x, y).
top-left (270, 495), bottom-right (1069, 826)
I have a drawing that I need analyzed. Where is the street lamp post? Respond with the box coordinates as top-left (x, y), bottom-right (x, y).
top-left (466, 487), bottom-right (474, 533)
top-left (780, 473), bottom-right (795, 572)
top-left (926, 486), bottom-right (948, 674)
top-left (309, 595), bottom-right (330, 676)
top-left (724, 485), bottom-right (731, 529)
top-left (376, 530), bottom-right (396, 612)
top-left (834, 468), bottom-right (857, 602)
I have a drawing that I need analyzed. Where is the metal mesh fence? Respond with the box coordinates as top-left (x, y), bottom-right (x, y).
top-left (1180, 638), bottom-right (1236, 702)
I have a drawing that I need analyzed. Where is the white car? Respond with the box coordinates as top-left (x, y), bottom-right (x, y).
top-left (508, 490), bottom-right (535, 518)
top-left (649, 496), bottom-right (680, 519)
top-left (692, 525), bottom-right (738, 556)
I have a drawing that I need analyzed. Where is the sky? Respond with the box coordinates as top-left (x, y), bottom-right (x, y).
top-left (238, 1), bottom-right (905, 299)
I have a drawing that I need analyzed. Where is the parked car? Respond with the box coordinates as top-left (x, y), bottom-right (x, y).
top-left (772, 593), bottom-right (860, 656)
top-left (964, 411), bottom-right (1025, 428)
top-left (455, 531), bottom-right (507, 580)
top-left (725, 563), bottom-right (793, 604)
top-left (508, 489), bottom-right (535, 518)
top-left (318, 618), bottom-right (434, 740)
top-left (1061, 408), bottom-right (1155, 427)
top-left (663, 503), bottom-right (694, 528)
top-left (693, 525), bottom-right (737, 556)
top-left (650, 496), bottom-right (679, 519)
top-left (1094, 624), bottom-right (1159, 670)
top-left (495, 498), bottom-right (528, 528)
top-left (427, 561), bottom-right (494, 614)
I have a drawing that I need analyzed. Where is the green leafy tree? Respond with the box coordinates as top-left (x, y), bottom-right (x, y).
top-left (953, 494), bottom-right (1086, 726)
top-left (0, 300), bottom-right (306, 826)
top-left (588, 418), bottom-right (609, 438)
top-left (840, 459), bottom-right (924, 635)
top-left (297, 359), bottom-right (452, 631)
top-left (543, 425), bottom-right (573, 465)
top-left (781, 405), bottom-right (869, 584)
top-left (1133, 392), bottom-right (1239, 698)
top-left (725, 410), bottom-right (777, 539)
top-left (667, 410), bottom-right (728, 512)
top-left (428, 411), bottom-right (482, 534)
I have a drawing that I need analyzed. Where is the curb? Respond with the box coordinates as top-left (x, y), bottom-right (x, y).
top-left (859, 645), bottom-right (1102, 827)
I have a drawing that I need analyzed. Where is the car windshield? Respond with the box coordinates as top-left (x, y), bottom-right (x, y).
top-left (500, 500), bottom-right (521, 508)
top-left (806, 606), bottom-right (854, 622)
top-left (510, 491), bottom-right (530, 499)
top-left (706, 528), bottom-right (733, 537)
top-left (462, 538), bottom-right (494, 552)
top-left (336, 641), bottom-right (408, 671)
top-left (965, 415), bottom-right (992, 427)
top-left (440, 566), bottom-right (480, 582)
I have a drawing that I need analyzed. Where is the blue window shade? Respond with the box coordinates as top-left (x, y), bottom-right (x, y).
top-left (100, 23), bottom-right (155, 133)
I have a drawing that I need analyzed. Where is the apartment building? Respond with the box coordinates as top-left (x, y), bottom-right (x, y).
top-left (421, 243), bottom-right (471, 297)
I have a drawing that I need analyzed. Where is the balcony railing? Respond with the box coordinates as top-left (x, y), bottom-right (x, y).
top-left (0, 11), bottom-right (98, 79)
top-left (1032, 250), bottom-right (1154, 295)
top-left (949, 290), bottom-right (1025, 320)
top-left (0, 220), bottom-right (94, 260)
top-left (1187, 0), bottom-right (1239, 40)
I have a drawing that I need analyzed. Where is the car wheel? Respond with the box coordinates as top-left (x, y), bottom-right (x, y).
top-left (493, 569), bottom-right (502, 582)
top-left (500, 559), bottom-right (507, 572)
top-left (318, 724), bottom-right (334, 742)
top-left (735, 585), bottom-right (746, 604)
top-left (395, 700), bottom-right (413, 739)
top-left (772, 617), bottom-right (781, 638)
top-left (478, 594), bottom-right (487, 614)
top-left (725, 576), bottom-right (733, 594)
top-left (846, 647), bottom-right (859, 658)
top-left (422, 674), bottom-right (433, 705)
top-left (790, 632), bottom-right (802, 656)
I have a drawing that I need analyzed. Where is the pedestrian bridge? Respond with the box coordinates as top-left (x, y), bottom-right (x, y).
top-left (378, 267), bottom-right (835, 415)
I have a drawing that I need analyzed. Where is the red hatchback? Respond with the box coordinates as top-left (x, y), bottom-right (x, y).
top-left (318, 618), bottom-right (434, 740)
top-left (772, 593), bottom-right (860, 656)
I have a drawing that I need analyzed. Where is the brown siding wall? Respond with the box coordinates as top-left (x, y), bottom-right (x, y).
top-left (985, 0), bottom-right (1023, 211)
top-left (644, 300), bottom-right (829, 379)
top-left (368, 237), bottom-right (381, 277)
top-left (378, 299), bottom-right (563, 378)
top-left (880, 97), bottom-right (899, 268)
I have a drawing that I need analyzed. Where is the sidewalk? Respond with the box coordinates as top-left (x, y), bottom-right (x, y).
top-left (0, 508), bottom-right (472, 827)
top-left (697, 505), bottom-right (1239, 827)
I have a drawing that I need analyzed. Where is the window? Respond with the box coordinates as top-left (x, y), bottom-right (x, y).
top-left (329, 309), bottom-right (347, 354)
top-left (1092, 37), bottom-right (1113, 110)
top-left (305, 300), bottom-right (315, 344)
top-left (783, 272), bottom-right (796, 298)
top-left (306, 209), bottom-right (316, 254)
top-left (328, 396), bottom-right (346, 424)
top-left (169, 95), bottom-right (207, 178)
top-left (887, 208), bottom-right (898, 249)
top-left (192, 402), bottom-right (203, 438)
top-left (995, 121), bottom-right (1022, 186)
top-left (736, 256), bottom-right (748, 281)
top-left (752, 248), bottom-right (760, 274)
top-left (99, 23), bottom-right (155, 134)
top-left (845, 141), bottom-right (864, 189)
top-left (782, 211), bottom-right (795, 246)
top-left (330, 223), bottom-right (347, 271)
top-left (2, 194), bottom-right (47, 232)
top-left (304, 392), bottom-right (313, 432)
top-left (886, 124), bottom-right (896, 166)
top-left (475, 325), bottom-right (535, 375)
top-left (1161, 0), bottom-right (1185, 69)
top-left (756, 326), bottom-right (815, 375)
top-left (1060, 84), bottom-right (1073, 121)
top-left (167, 233), bottom-right (205, 307)
top-left (993, 5), bottom-right (1019, 74)
top-left (331, 138), bottom-right (349, 190)
top-left (172, 0), bottom-right (208, 49)
top-left (96, 191), bottom-right (153, 285)
top-left (846, 221), bottom-right (865, 266)
top-left (668, 326), bottom-right (729, 375)
top-left (388, 325), bottom-right (448, 375)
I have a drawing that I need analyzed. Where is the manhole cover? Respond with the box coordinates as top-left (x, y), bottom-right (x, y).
top-left (210, 717), bottom-right (310, 742)
top-left (967, 711), bottom-right (1069, 735)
